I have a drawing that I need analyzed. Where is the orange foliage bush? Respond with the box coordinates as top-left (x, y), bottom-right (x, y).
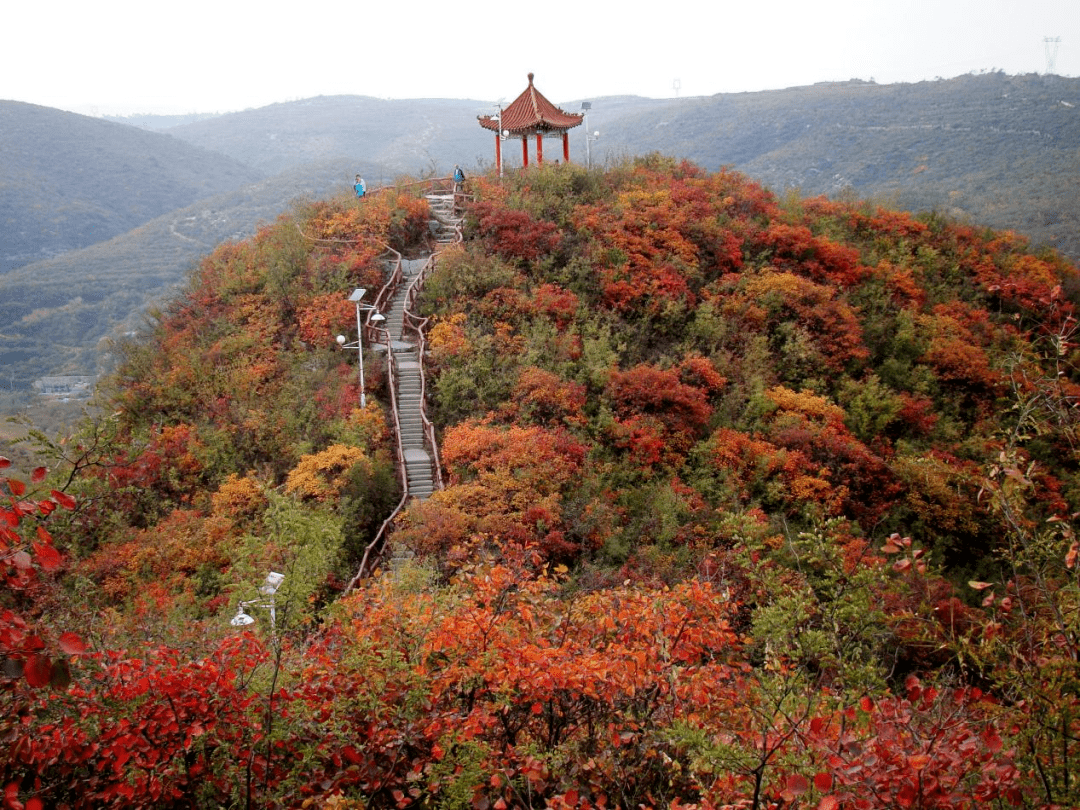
top-left (404, 421), bottom-right (590, 562)
top-left (296, 292), bottom-right (355, 346)
top-left (210, 473), bottom-right (268, 521)
top-left (741, 271), bottom-right (870, 370)
top-left (472, 201), bottom-right (560, 262)
top-left (918, 307), bottom-right (999, 390)
top-left (441, 420), bottom-right (586, 495)
top-left (532, 283), bottom-right (580, 328)
top-left (508, 366), bottom-right (587, 427)
top-left (606, 364), bottom-right (714, 436)
top-left (753, 220), bottom-right (870, 287)
top-left (762, 387), bottom-right (897, 521)
top-left (82, 509), bottom-right (230, 603)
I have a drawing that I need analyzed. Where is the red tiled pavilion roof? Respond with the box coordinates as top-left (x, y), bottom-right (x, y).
top-left (478, 73), bottom-right (584, 135)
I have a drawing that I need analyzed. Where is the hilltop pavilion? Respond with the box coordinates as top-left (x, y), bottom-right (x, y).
top-left (478, 73), bottom-right (584, 173)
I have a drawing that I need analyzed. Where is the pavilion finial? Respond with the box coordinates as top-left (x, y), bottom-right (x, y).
top-left (528, 72), bottom-right (534, 85)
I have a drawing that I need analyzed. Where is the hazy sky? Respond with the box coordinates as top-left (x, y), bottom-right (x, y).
top-left (4, 0), bottom-right (1076, 115)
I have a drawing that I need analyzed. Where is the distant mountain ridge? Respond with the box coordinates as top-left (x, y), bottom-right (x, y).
top-left (164, 95), bottom-right (495, 177)
top-left (1, 73), bottom-right (1077, 415)
top-left (0, 101), bottom-right (264, 274)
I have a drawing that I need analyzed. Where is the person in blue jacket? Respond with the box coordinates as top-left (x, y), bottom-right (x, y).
top-left (354, 175), bottom-right (366, 198)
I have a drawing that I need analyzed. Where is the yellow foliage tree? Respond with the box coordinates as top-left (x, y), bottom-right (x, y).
top-left (285, 444), bottom-right (370, 502)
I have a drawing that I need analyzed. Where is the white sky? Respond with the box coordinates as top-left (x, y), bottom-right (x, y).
top-left (3, 0), bottom-right (1077, 115)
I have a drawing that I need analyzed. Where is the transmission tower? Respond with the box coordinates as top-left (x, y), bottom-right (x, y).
top-left (1045, 37), bottom-right (1061, 75)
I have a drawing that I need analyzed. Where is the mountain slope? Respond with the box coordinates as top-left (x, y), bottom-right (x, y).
top-left (0, 158), bottom-right (366, 391)
top-left (0, 101), bottom-right (264, 274)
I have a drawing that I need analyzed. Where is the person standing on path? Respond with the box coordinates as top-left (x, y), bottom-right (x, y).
top-left (355, 175), bottom-right (366, 198)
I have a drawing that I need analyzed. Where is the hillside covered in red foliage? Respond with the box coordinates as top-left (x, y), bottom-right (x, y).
top-left (3, 156), bottom-right (1080, 808)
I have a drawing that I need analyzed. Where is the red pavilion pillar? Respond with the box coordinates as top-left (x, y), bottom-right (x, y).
top-left (562, 132), bottom-right (570, 163)
top-left (536, 133), bottom-right (544, 164)
top-left (495, 133), bottom-right (502, 175)
top-left (522, 137), bottom-right (529, 167)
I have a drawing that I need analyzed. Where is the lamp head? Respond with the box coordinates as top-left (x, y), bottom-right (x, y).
top-left (260, 571), bottom-right (285, 595)
top-left (336, 335), bottom-right (346, 346)
top-left (230, 606), bottom-right (255, 627)
top-left (371, 313), bottom-right (386, 323)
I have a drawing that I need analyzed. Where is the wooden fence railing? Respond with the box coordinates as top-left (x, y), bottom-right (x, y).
top-left (345, 180), bottom-right (462, 588)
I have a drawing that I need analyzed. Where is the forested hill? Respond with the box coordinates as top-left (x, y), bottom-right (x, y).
top-left (2, 74), bottom-right (1076, 413)
top-left (0, 101), bottom-right (264, 274)
top-left (5, 159), bottom-right (1080, 807)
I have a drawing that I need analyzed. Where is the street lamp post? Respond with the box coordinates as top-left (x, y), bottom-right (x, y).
top-left (230, 571), bottom-right (285, 636)
top-left (335, 288), bottom-right (383, 409)
top-left (493, 102), bottom-right (510, 178)
top-left (580, 102), bottom-right (600, 169)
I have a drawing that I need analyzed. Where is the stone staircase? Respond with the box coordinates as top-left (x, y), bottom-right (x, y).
top-left (344, 182), bottom-right (464, 586)
top-left (376, 189), bottom-right (462, 504)
top-left (427, 191), bottom-right (461, 244)
top-left (379, 258), bottom-right (435, 500)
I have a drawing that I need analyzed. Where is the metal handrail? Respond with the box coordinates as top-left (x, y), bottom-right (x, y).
top-left (346, 322), bottom-right (409, 593)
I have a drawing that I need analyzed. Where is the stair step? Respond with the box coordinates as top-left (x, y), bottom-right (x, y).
top-left (375, 245), bottom-right (443, 497)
